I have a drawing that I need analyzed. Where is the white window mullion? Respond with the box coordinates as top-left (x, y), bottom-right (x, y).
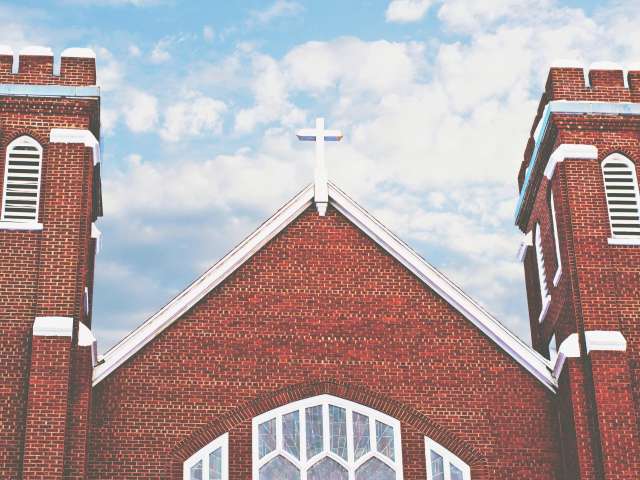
top-left (346, 408), bottom-right (355, 480)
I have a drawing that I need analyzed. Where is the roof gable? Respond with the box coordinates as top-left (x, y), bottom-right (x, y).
top-left (93, 183), bottom-right (556, 391)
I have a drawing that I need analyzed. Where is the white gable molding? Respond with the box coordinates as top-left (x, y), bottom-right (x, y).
top-left (49, 128), bottom-right (100, 165)
top-left (93, 183), bottom-right (556, 391)
top-left (544, 144), bottom-right (598, 180)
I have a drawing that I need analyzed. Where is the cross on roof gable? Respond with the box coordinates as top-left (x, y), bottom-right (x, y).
top-left (93, 183), bottom-right (555, 391)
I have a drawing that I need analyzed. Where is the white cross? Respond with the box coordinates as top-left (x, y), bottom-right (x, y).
top-left (296, 117), bottom-right (343, 216)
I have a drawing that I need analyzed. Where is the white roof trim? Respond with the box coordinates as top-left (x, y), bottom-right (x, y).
top-left (49, 128), bottom-right (100, 165)
top-left (93, 183), bottom-right (556, 391)
top-left (0, 45), bottom-right (14, 56)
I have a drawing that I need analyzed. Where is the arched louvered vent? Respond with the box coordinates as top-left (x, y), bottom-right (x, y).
top-left (1, 136), bottom-right (43, 223)
top-left (535, 224), bottom-right (550, 322)
top-left (602, 154), bottom-right (640, 238)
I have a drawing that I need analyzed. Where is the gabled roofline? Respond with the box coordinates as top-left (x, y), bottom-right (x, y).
top-left (93, 183), bottom-right (556, 391)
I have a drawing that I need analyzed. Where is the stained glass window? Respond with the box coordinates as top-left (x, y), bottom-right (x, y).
top-left (258, 418), bottom-right (277, 458)
top-left (183, 434), bottom-right (228, 480)
top-left (283, 411), bottom-right (300, 459)
top-left (253, 395), bottom-right (402, 479)
top-left (329, 405), bottom-right (348, 460)
top-left (425, 438), bottom-right (471, 480)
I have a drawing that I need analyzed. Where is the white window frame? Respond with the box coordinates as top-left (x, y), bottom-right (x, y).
top-left (535, 223), bottom-right (551, 323)
top-left (183, 433), bottom-right (229, 480)
top-left (601, 154), bottom-right (640, 245)
top-left (1, 135), bottom-right (43, 225)
top-left (549, 190), bottom-right (562, 286)
top-left (425, 437), bottom-right (470, 480)
top-left (252, 394), bottom-right (403, 480)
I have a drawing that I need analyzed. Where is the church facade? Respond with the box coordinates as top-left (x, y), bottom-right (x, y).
top-left (0, 47), bottom-right (639, 480)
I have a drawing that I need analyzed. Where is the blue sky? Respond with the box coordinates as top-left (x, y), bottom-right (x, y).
top-left (1, 0), bottom-right (637, 351)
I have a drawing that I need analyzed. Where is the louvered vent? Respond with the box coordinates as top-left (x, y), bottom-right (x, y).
top-left (1, 136), bottom-right (42, 223)
top-left (602, 155), bottom-right (640, 237)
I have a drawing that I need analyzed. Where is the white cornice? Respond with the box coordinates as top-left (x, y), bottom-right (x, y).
top-left (33, 316), bottom-right (73, 337)
top-left (515, 100), bottom-right (640, 225)
top-left (49, 128), bottom-right (100, 165)
top-left (544, 144), bottom-right (598, 180)
top-left (93, 183), bottom-right (556, 391)
top-left (552, 333), bottom-right (580, 378)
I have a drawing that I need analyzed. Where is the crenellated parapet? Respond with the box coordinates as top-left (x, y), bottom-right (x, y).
top-left (545, 60), bottom-right (640, 101)
top-left (0, 46), bottom-right (96, 86)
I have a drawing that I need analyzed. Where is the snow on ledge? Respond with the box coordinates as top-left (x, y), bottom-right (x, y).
top-left (589, 61), bottom-right (623, 71)
top-left (19, 46), bottom-right (53, 56)
top-left (61, 47), bottom-right (96, 59)
top-left (549, 59), bottom-right (583, 69)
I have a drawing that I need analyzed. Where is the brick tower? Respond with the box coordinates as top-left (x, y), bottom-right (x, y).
top-left (516, 62), bottom-right (640, 479)
top-left (0, 46), bottom-right (101, 479)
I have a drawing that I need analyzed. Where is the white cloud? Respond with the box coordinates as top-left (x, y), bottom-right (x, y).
top-left (385, 0), bottom-right (434, 23)
top-left (128, 44), bottom-right (141, 57)
top-left (234, 52), bottom-right (306, 134)
top-left (120, 88), bottom-right (159, 132)
top-left (160, 93), bottom-right (227, 142)
top-left (248, 0), bottom-right (303, 26)
top-left (203, 25), bottom-right (215, 42)
top-left (104, 134), bottom-right (307, 219)
top-left (284, 37), bottom-right (424, 95)
top-left (150, 38), bottom-right (171, 63)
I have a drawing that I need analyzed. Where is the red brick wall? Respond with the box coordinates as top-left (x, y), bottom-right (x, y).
top-left (90, 206), bottom-right (561, 479)
top-left (519, 66), bottom-right (640, 478)
top-left (0, 53), bottom-right (95, 86)
top-left (0, 55), bottom-right (99, 478)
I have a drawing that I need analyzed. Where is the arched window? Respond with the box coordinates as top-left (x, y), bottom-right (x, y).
top-left (184, 433), bottom-right (228, 480)
top-left (1, 136), bottom-right (43, 223)
top-left (252, 395), bottom-right (403, 480)
top-left (601, 154), bottom-right (640, 239)
top-left (535, 223), bottom-right (550, 322)
top-left (425, 438), bottom-right (470, 480)
top-left (548, 189), bottom-right (562, 285)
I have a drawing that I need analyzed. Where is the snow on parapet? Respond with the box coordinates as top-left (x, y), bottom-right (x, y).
top-left (61, 48), bottom-right (96, 59)
top-left (0, 45), bottom-right (96, 86)
top-left (19, 46), bottom-right (54, 56)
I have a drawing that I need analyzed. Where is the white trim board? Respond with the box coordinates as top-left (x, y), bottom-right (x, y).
top-left (93, 183), bottom-right (556, 391)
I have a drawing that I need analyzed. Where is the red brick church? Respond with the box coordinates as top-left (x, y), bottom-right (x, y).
top-left (0, 47), bottom-right (639, 479)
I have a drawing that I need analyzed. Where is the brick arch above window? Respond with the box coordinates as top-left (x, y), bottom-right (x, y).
top-left (169, 380), bottom-right (488, 479)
